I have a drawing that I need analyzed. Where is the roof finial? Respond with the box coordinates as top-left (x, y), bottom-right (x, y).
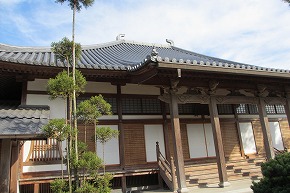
top-left (150, 46), bottom-right (159, 62)
top-left (166, 39), bottom-right (174, 46)
top-left (116, 34), bottom-right (125, 41)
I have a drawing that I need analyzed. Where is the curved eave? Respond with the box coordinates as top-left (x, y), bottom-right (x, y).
top-left (157, 60), bottom-right (290, 79)
top-left (0, 60), bottom-right (129, 80)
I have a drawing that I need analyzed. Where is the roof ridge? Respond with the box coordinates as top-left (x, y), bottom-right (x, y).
top-left (0, 43), bottom-right (51, 52)
top-left (82, 39), bottom-right (172, 50)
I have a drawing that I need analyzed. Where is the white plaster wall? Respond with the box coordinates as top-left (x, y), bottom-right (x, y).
top-left (269, 122), bottom-right (284, 150)
top-left (239, 122), bottom-right (257, 154)
top-left (23, 164), bottom-right (65, 173)
top-left (122, 115), bottom-right (163, 120)
top-left (144, 125), bottom-right (165, 162)
top-left (122, 84), bottom-right (160, 95)
top-left (23, 141), bottom-right (32, 162)
top-left (204, 124), bottom-right (216, 157)
top-left (187, 124), bottom-right (207, 158)
top-left (27, 79), bottom-right (48, 91)
top-left (26, 94), bottom-right (66, 119)
top-left (96, 125), bottom-right (120, 165)
top-left (85, 82), bottom-right (117, 94)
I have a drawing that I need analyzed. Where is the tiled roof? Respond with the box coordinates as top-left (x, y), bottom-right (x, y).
top-left (0, 105), bottom-right (50, 137)
top-left (0, 39), bottom-right (289, 74)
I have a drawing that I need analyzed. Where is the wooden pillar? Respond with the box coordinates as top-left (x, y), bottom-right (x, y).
top-left (117, 85), bottom-right (126, 193)
top-left (285, 98), bottom-right (290, 128)
top-left (208, 96), bottom-right (230, 187)
top-left (233, 105), bottom-right (245, 158)
top-left (21, 80), bottom-right (28, 105)
top-left (169, 90), bottom-right (188, 193)
top-left (0, 139), bottom-right (12, 193)
top-left (34, 183), bottom-right (39, 193)
top-left (284, 90), bottom-right (290, 129)
top-left (160, 89), bottom-right (171, 160)
top-left (257, 98), bottom-right (275, 160)
top-left (10, 141), bottom-right (20, 193)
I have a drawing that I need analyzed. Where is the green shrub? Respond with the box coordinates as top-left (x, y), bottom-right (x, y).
top-left (251, 152), bottom-right (290, 193)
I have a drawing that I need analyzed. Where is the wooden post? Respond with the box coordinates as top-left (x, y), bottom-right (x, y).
top-left (21, 80), bottom-right (28, 105)
top-left (208, 96), bottom-right (230, 187)
top-left (156, 142), bottom-right (163, 189)
top-left (117, 84), bottom-right (126, 193)
top-left (233, 105), bottom-right (245, 158)
top-left (169, 90), bottom-right (188, 193)
top-left (34, 183), bottom-right (39, 193)
top-left (160, 88), bottom-right (171, 161)
top-left (257, 98), bottom-right (275, 160)
top-left (10, 141), bottom-right (20, 193)
top-left (284, 89), bottom-right (290, 129)
top-left (170, 156), bottom-right (177, 192)
top-left (0, 139), bottom-right (12, 193)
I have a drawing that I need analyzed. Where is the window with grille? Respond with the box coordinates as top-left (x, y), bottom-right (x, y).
top-left (236, 104), bottom-right (285, 115)
top-left (217, 104), bottom-right (234, 114)
top-left (236, 104), bottom-right (248, 114)
top-left (29, 139), bottom-right (61, 162)
top-left (275, 105), bottom-right (285, 114)
top-left (265, 105), bottom-right (276, 114)
top-left (122, 98), bottom-right (161, 114)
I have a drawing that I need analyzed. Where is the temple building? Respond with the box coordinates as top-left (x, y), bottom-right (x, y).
top-left (0, 36), bottom-right (290, 193)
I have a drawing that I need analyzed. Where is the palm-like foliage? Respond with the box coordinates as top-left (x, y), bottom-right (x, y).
top-left (282, 0), bottom-right (290, 5)
top-left (56, 0), bottom-right (94, 11)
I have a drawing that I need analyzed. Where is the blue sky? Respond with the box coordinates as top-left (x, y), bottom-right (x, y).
top-left (1, 0), bottom-right (290, 70)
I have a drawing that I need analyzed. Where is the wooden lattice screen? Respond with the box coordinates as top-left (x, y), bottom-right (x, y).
top-left (28, 139), bottom-right (61, 162)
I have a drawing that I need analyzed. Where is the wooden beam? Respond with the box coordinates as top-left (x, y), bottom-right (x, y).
top-left (257, 98), bottom-right (275, 160)
top-left (285, 98), bottom-right (290, 129)
top-left (208, 96), bottom-right (230, 187)
top-left (10, 141), bottom-right (19, 193)
top-left (159, 94), bottom-right (286, 105)
top-left (21, 80), bottom-right (28, 105)
top-left (160, 88), bottom-right (171, 160)
top-left (169, 91), bottom-right (189, 193)
top-left (34, 183), bottom-right (39, 193)
top-left (117, 85), bottom-right (126, 193)
top-left (0, 139), bottom-right (12, 193)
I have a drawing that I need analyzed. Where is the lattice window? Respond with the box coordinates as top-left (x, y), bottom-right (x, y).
top-left (217, 104), bottom-right (234, 114)
top-left (178, 103), bottom-right (194, 114)
top-left (104, 97), bottom-right (117, 114)
top-left (122, 97), bottom-right (162, 114)
top-left (236, 104), bottom-right (248, 114)
top-left (275, 105), bottom-right (285, 114)
top-left (248, 104), bottom-right (258, 114)
top-left (29, 139), bottom-right (61, 162)
top-left (265, 105), bottom-right (276, 114)
top-left (122, 98), bottom-right (142, 114)
top-left (141, 98), bottom-right (161, 114)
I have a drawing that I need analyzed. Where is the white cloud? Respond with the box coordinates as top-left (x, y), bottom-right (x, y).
top-left (1, 0), bottom-right (290, 69)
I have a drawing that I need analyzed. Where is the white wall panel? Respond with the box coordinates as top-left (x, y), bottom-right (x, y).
top-left (96, 125), bottom-right (120, 165)
top-left (144, 125), bottom-right (165, 162)
top-left (269, 122), bottom-right (284, 150)
top-left (204, 124), bottom-right (216, 157)
top-left (26, 94), bottom-right (66, 119)
top-left (23, 164), bottom-right (65, 173)
top-left (85, 82), bottom-right (116, 94)
top-left (239, 122), bottom-right (257, 154)
top-left (122, 84), bottom-right (160, 95)
top-left (27, 79), bottom-right (48, 91)
top-left (187, 124), bottom-right (207, 158)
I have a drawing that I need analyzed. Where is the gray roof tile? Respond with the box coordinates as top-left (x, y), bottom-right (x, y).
top-left (0, 105), bottom-right (50, 137)
top-left (0, 40), bottom-right (289, 75)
